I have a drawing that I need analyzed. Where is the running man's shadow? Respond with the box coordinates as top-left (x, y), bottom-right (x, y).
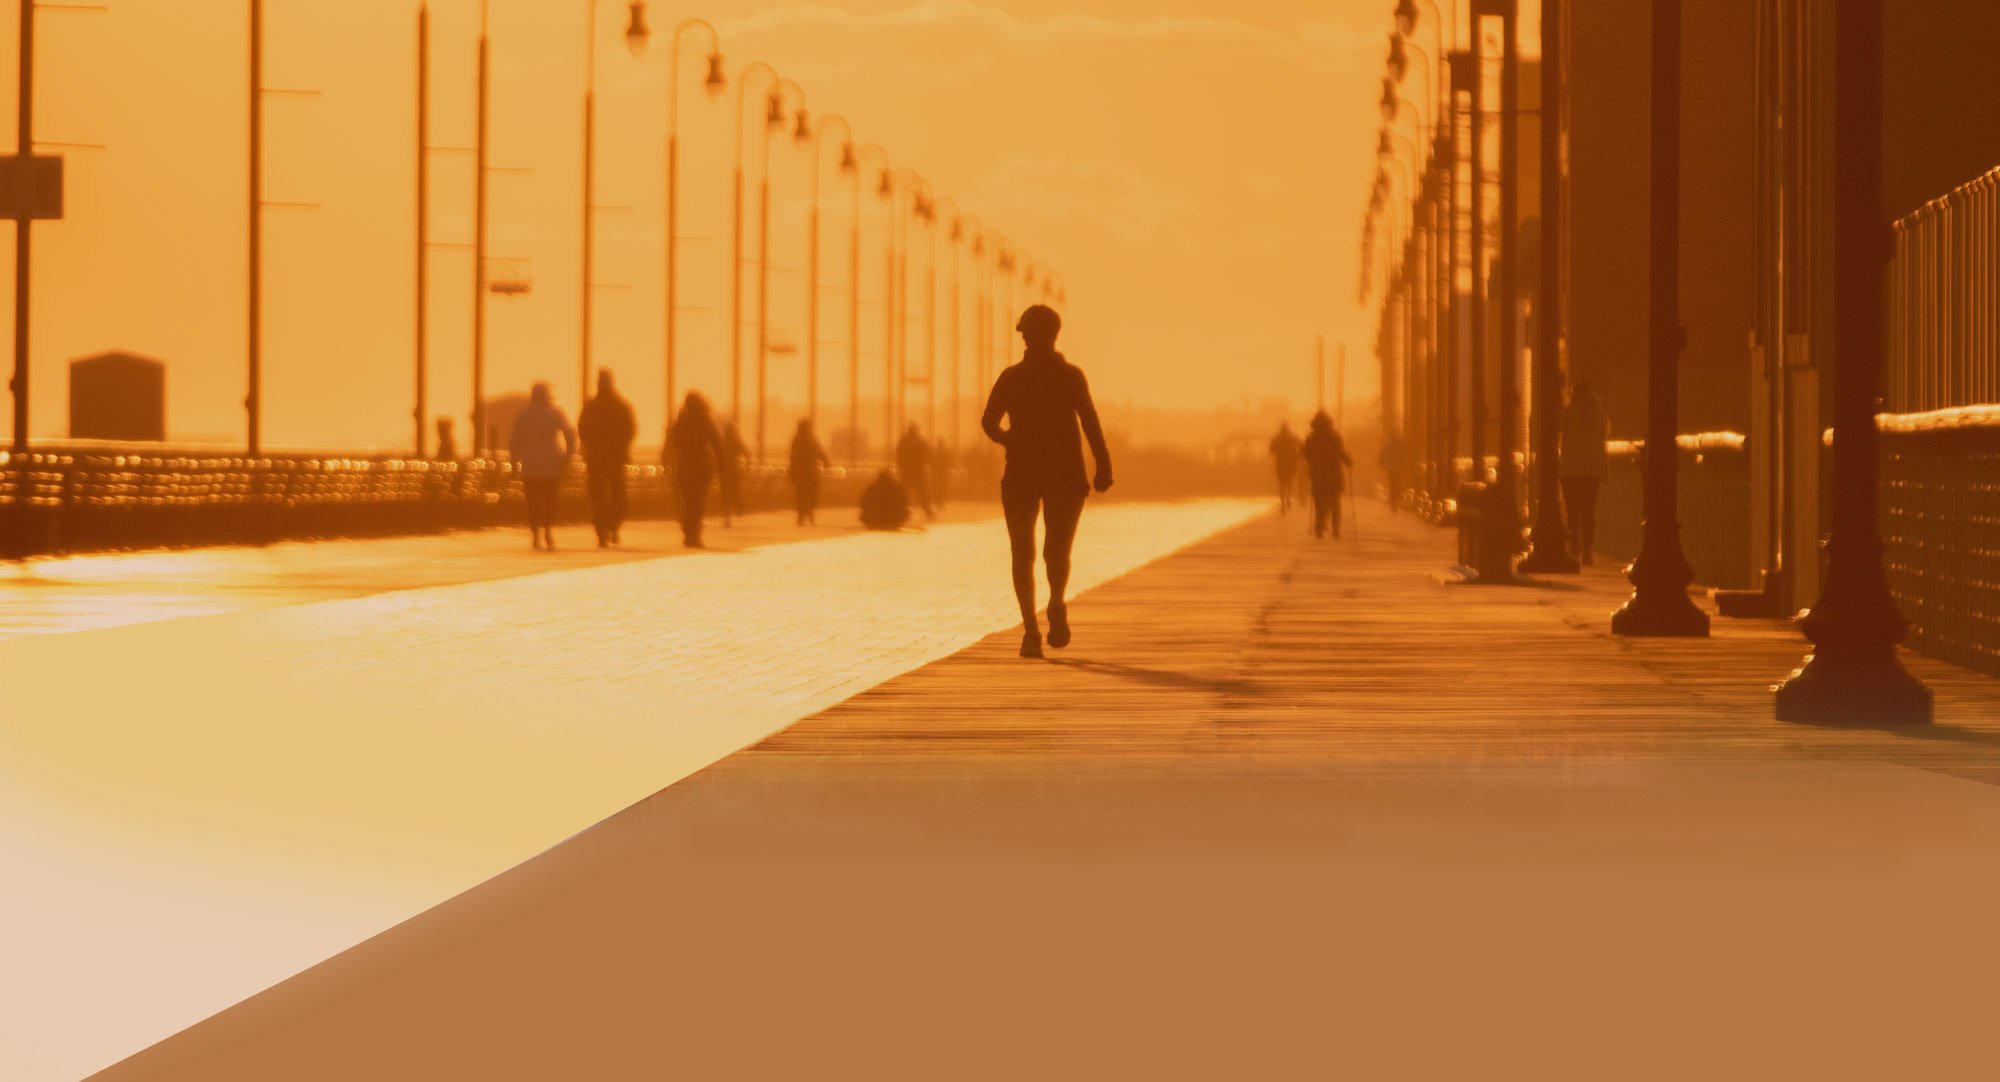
top-left (1045, 656), bottom-right (1255, 697)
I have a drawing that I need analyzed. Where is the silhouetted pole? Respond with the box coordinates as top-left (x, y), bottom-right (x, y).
top-left (852, 144), bottom-right (886, 466)
top-left (757, 81), bottom-right (804, 462)
top-left (664, 18), bottom-right (723, 429)
top-left (1774, 0), bottom-right (1931, 724)
top-left (579, 0), bottom-right (596, 405)
top-left (1316, 334), bottom-right (1326, 409)
top-left (472, 0), bottom-right (490, 454)
top-left (1465, 29), bottom-right (1486, 491)
top-left (248, 0), bottom-right (263, 455)
top-left (924, 201), bottom-right (938, 442)
top-left (941, 201), bottom-right (966, 454)
top-left (1443, 55), bottom-right (1466, 503)
top-left (1611, 0), bottom-right (1708, 635)
top-left (882, 173), bottom-right (897, 450)
top-left (1472, 0), bottom-right (1523, 582)
top-left (730, 62), bottom-right (776, 432)
top-left (11, 0), bottom-right (33, 454)
top-left (1519, 0), bottom-right (1577, 573)
top-left (415, 2), bottom-right (429, 457)
top-left (809, 116), bottom-right (853, 428)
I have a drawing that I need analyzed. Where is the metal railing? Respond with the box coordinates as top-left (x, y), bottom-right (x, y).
top-left (1889, 167), bottom-right (2000, 412)
top-left (1878, 408), bottom-right (2000, 677)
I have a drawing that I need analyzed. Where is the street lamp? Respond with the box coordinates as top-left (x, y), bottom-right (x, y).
top-left (729, 61), bottom-right (779, 430)
top-left (890, 167), bottom-right (932, 439)
top-left (1518, 0), bottom-right (1578, 573)
top-left (581, 0), bottom-right (651, 403)
top-left (663, 18), bottom-right (724, 428)
top-left (755, 78), bottom-right (807, 460)
top-left (807, 113), bottom-right (854, 428)
top-left (849, 143), bottom-right (890, 465)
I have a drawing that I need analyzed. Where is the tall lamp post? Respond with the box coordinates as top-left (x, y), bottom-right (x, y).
top-left (1773, 0), bottom-right (1930, 723)
top-left (1518, 0), bottom-right (1578, 573)
top-left (891, 168), bottom-right (932, 439)
top-left (808, 114), bottom-right (855, 426)
top-left (663, 18), bottom-right (725, 427)
top-left (729, 61), bottom-right (779, 431)
top-left (580, 0), bottom-right (651, 403)
top-left (472, 0), bottom-right (489, 453)
top-left (1465, 0), bottom-right (1527, 584)
top-left (756, 79), bottom-right (808, 460)
top-left (1609, 0), bottom-right (1708, 634)
top-left (850, 143), bottom-right (890, 465)
top-left (935, 198), bottom-right (966, 454)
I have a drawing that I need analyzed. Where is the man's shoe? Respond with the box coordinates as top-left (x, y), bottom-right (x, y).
top-left (1047, 604), bottom-right (1071, 649)
top-left (1020, 629), bottom-right (1044, 659)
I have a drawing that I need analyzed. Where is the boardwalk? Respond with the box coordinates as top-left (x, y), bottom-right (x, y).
top-left (84, 507), bottom-right (2000, 1081)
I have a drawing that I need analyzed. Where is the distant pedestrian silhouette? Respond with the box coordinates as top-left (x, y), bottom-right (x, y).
top-left (718, 420), bottom-right (750, 526)
top-left (1302, 411), bottom-right (1352, 539)
top-left (897, 424), bottom-right (935, 519)
top-left (1560, 377), bottom-right (1611, 566)
top-left (432, 418), bottom-right (458, 462)
top-left (1269, 421), bottom-right (1303, 514)
top-left (789, 417), bottom-right (831, 525)
top-left (508, 382), bottom-right (576, 550)
top-left (931, 441), bottom-right (955, 511)
top-left (1378, 429), bottom-right (1408, 512)
top-left (577, 370), bottom-right (637, 547)
top-left (670, 393), bottom-right (724, 548)
top-left (859, 470), bottom-right (911, 530)
top-left (981, 304), bottom-right (1113, 658)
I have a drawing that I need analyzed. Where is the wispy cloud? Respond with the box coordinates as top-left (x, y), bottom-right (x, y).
top-left (967, 154), bottom-right (1199, 240)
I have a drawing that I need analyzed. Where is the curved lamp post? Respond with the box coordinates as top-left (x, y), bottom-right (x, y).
top-left (580, 0), bottom-right (651, 402)
top-left (755, 78), bottom-right (808, 460)
top-left (663, 18), bottom-right (724, 427)
top-left (807, 113), bottom-right (854, 427)
top-left (849, 143), bottom-right (890, 464)
top-left (729, 61), bottom-right (779, 430)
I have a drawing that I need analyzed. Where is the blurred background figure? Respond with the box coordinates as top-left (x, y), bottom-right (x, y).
top-left (859, 470), bottom-right (910, 531)
top-left (577, 370), bottom-right (637, 548)
top-left (932, 441), bottom-right (955, 513)
top-left (789, 418), bottom-right (831, 526)
top-left (432, 418), bottom-right (458, 462)
top-left (1303, 411), bottom-right (1352, 540)
top-left (1561, 378), bottom-right (1612, 566)
top-left (508, 382), bottom-right (576, 550)
top-left (671, 393), bottom-right (724, 548)
top-left (1377, 429), bottom-right (1407, 512)
top-left (897, 424), bottom-right (935, 520)
top-left (1269, 420), bottom-right (1302, 515)
top-left (718, 420), bottom-right (750, 527)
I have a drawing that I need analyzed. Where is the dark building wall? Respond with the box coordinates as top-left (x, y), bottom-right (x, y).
top-left (1884, 1), bottom-right (2000, 217)
top-left (1567, 0), bottom-right (1755, 439)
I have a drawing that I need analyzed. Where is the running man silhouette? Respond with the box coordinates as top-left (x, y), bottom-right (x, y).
top-left (981, 304), bottom-right (1114, 659)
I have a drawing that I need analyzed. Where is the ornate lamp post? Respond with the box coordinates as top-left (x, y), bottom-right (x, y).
top-left (1610, 0), bottom-right (1708, 634)
top-left (849, 143), bottom-right (889, 464)
top-left (1773, 0), bottom-right (1931, 723)
top-left (663, 18), bottom-right (725, 427)
top-left (1518, 0), bottom-right (1578, 573)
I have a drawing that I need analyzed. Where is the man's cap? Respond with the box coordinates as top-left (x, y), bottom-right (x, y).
top-left (1016, 304), bottom-right (1061, 336)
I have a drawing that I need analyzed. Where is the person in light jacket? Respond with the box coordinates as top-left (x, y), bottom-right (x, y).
top-left (508, 381), bottom-right (577, 550)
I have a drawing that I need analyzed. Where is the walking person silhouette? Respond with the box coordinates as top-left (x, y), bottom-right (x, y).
top-left (981, 305), bottom-right (1113, 659)
top-left (577, 370), bottom-right (637, 547)
top-left (508, 381), bottom-right (576, 550)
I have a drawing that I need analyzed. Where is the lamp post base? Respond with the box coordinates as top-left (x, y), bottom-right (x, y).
top-left (1610, 587), bottom-right (1711, 637)
top-left (1519, 543), bottom-right (1580, 575)
top-left (1775, 646), bottom-right (1933, 727)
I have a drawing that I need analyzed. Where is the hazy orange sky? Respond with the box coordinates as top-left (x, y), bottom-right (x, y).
top-left (0, 0), bottom-right (1532, 449)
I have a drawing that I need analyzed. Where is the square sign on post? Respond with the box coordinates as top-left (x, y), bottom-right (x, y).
top-left (0, 154), bottom-right (64, 220)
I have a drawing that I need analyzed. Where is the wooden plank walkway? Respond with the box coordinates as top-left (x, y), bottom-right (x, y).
top-left (93, 505), bottom-right (2000, 1082)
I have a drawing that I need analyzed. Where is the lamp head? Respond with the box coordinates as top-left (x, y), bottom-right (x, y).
top-left (877, 170), bottom-right (895, 200)
top-left (838, 141), bottom-right (857, 174)
top-left (703, 53), bottom-right (727, 96)
top-left (793, 107), bottom-right (812, 144)
top-left (1377, 130), bottom-right (1395, 160)
top-left (765, 89), bottom-right (785, 129)
top-left (1395, 0), bottom-right (1419, 36)
top-left (1387, 34), bottom-right (1408, 81)
top-left (624, 1), bottom-right (650, 56)
top-left (1379, 79), bottom-right (1399, 123)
